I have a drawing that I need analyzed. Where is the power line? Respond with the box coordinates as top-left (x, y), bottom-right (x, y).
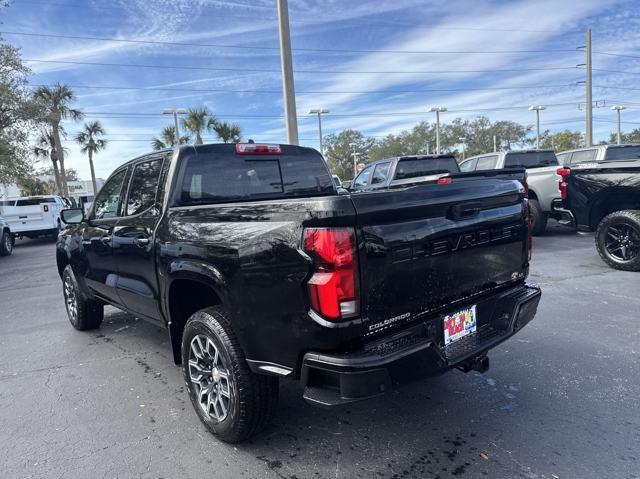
top-left (3, 30), bottom-right (580, 55)
top-left (593, 51), bottom-right (640, 60)
top-left (30, 80), bottom-right (577, 95)
top-left (22, 59), bottom-right (579, 76)
top-left (593, 68), bottom-right (640, 76)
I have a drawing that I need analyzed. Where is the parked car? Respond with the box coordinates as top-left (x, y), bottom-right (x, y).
top-left (57, 143), bottom-right (541, 443)
top-left (556, 144), bottom-right (640, 271)
top-left (459, 149), bottom-right (564, 235)
top-left (0, 216), bottom-right (13, 256)
top-left (349, 154), bottom-right (460, 191)
top-left (0, 195), bottom-right (68, 240)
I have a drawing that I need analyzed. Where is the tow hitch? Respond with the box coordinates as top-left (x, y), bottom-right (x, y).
top-left (457, 355), bottom-right (490, 374)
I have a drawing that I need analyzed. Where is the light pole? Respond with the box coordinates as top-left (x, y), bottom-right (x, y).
top-left (529, 105), bottom-right (546, 149)
top-left (308, 108), bottom-right (329, 153)
top-left (428, 106), bottom-right (447, 154)
top-left (162, 108), bottom-right (187, 144)
top-left (611, 105), bottom-right (626, 144)
top-left (349, 142), bottom-right (360, 178)
top-left (458, 137), bottom-right (466, 160)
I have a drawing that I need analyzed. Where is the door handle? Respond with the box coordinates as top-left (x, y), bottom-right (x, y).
top-left (100, 236), bottom-right (112, 245)
top-left (134, 237), bottom-right (150, 247)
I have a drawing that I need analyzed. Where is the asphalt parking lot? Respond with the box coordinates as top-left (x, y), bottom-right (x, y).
top-left (1, 222), bottom-right (639, 479)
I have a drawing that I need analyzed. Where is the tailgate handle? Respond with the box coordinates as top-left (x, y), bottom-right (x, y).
top-left (449, 203), bottom-right (481, 220)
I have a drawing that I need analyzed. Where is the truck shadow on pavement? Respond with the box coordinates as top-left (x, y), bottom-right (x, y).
top-left (96, 307), bottom-right (541, 479)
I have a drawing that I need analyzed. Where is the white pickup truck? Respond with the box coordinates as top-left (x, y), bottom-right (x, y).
top-left (459, 149), bottom-right (563, 235)
top-left (0, 196), bottom-right (69, 239)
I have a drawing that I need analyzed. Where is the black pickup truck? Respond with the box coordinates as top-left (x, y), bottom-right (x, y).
top-left (556, 144), bottom-right (640, 271)
top-left (56, 143), bottom-right (541, 442)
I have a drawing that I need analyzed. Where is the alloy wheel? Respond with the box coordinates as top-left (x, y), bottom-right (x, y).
top-left (188, 334), bottom-right (232, 423)
top-left (4, 233), bottom-right (12, 254)
top-left (605, 222), bottom-right (640, 262)
top-left (63, 275), bottom-right (78, 322)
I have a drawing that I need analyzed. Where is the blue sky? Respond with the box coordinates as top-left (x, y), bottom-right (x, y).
top-left (2, 0), bottom-right (640, 179)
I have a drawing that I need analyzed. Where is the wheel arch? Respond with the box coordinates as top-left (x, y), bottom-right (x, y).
top-left (165, 261), bottom-right (230, 365)
top-left (589, 187), bottom-right (640, 230)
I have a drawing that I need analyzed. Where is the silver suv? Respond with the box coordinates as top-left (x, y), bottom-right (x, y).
top-left (556, 143), bottom-right (640, 166)
top-left (460, 149), bottom-right (563, 235)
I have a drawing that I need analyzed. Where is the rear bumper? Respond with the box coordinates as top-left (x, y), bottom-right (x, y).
top-left (550, 199), bottom-right (575, 227)
top-left (301, 283), bottom-right (541, 407)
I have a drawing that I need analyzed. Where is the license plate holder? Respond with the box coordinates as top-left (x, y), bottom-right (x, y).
top-left (443, 305), bottom-right (477, 346)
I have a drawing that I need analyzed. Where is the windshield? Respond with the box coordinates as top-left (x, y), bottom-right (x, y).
top-left (504, 151), bottom-right (558, 168)
top-left (394, 157), bottom-right (460, 180)
top-left (604, 146), bottom-right (640, 161)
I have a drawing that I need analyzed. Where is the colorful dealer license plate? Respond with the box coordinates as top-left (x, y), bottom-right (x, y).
top-left (443, 305), bottom-right (477, 346)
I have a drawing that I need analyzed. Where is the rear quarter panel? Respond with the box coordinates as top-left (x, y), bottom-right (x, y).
top-left (524, 166), bottom-right (560, 212)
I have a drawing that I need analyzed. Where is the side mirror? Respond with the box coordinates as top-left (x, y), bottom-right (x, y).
top-left (341, 180), bottom-right (353, 190)
top-left (60, 208), bottom-right (84, 225)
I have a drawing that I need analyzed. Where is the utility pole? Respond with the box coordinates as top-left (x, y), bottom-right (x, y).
top-left (585, 28), bottom-right (593, 147)
top-left (350, 142), bottom-right (359, 178)
top-left (428, 106), bottom-right (447, 154)
top-left (308, 108), bottom-right (329, 153)
top-left (611, 105), bottom-right (626, 144)
top-left (277, 0), bottom-right (299, 145)
top-left (529, 105), bottom-right (546, 149)
top-left (162, 108), bottom-right (187, 144)
top-left (493, 135), bottom-right (497, 152)
top-left (458, 137), bottom-right (466, 160)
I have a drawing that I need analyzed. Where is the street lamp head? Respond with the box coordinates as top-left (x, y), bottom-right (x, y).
top-left (528, 105), bottom-right (546, 111)
top-left (428, 106), bottom-right (447, 113)
top-left (308, 108), bottom-right (330, 115)
top-left (611, 105), bottom-right (626, 111)
top-left (163, 108), bottom-right (187, 115)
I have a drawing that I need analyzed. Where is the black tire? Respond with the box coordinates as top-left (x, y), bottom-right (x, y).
top-left (182, 306), bottom-right (279, 443)
top-left (595, 210), bottom-right (640, 272)
top-left (0, 230), bottom-right (13, 256)
top-left (62, 265), bottom-right (104, 330)
top-left (529, 199), bottom-right (548, 236)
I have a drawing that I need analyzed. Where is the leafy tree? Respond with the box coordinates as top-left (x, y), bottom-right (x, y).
top-left (210, 120), bottom-right (242, 143)
top-left (369, 122), bottom-right (437, 161)
top-left (18, 176), bottom-right (53, 196)
top-left (0, 41), bottom-right (36, 184)
top-left (539, 129), bottom-right (583, 151)
top-left (38, 165), bottom-right (78, 181)
top-left (182, 107), bottom-right (213, 145)
top-left (151, 126), bottom-right (190, 150)
top-left (323, 129), bottom-right (376, 180)
top-left (32, 83), bottom-right (83, 197)
top-left (75, 121), bottom-right (107, 196)
top-left (32, 127), bottom-right (66, 195)
top-left (608, 128), bottom-right (640, 144)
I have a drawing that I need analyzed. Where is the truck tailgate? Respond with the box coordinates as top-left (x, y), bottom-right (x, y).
top-left (2, 205), bottom-right (49, 233)
top-left (350, 176), bottom-right (528, 337)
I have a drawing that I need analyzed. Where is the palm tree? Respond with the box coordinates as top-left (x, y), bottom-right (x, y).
top-left (32, 127), bottom-right (66, 196)
top-left (210, 120), bottom-right (242, 143)
top-left (151, 126), bottom-right (190, 150)
top-left (182, 107), bottom-right (214, 145)
top-left (75, 121), bottom-right (107, 197)
top-left (32, 83), bottom-right (83, 197)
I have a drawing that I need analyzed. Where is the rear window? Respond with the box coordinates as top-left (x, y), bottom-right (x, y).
top-left (178, 145), bottom-right (334, 204)
top-left (604, 146), bottom-right (640, 161)
top-left (394, 156), bottom-right (460, 180)
top-left (15, 198), bottom-right (56, 206)
top-left (504, 151), bottom-right (558, 168)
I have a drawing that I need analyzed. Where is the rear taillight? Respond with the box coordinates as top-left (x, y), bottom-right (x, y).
top-left (438, 177), bottom-right (452, 185)
top-left (303, 227), bottom-right (359, 321)
top-left (235, 143), bottom-right (282, 155)
top-left (43, 204), bottom-right (49, 213)
top-left (556, 168), bottom-right (570, 200)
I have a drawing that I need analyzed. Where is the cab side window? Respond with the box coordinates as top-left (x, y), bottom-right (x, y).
top-left (459, 158), bottom-right (477, 172)
top-left (353, 165), bottom-right (374, 189)
top-left (476, 155), bottom-right (499, 171)
top-left (371, 162), bottom-right (391, 185)
top-left (93, 169), bottom-right (128, 220)
top-left (126, 158), bottom-right (164, 216)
